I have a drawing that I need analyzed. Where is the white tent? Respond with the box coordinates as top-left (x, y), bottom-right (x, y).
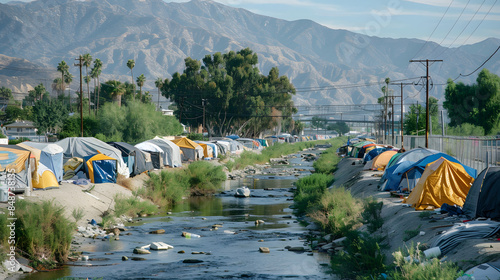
top-left (135, 142), bottom-right (164, 169)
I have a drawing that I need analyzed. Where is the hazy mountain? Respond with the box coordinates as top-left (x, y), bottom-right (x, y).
top-left (0, 0), bottom-right (498, 106)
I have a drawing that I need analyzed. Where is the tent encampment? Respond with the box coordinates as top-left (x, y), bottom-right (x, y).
top-left (18, 142), bottom-right (64, 183)
top-left (370, 151), bottom-right (397, 170)
top-left (84, 153), bottom-right (118, 183)
top-left (134, 142), bottom-right (164, 169)
top-left (107, 142), bottom-right (153, 176)
top-left (172, 138), bottom-right (204, 161)
top-left (404, 157), bottom-right (474, 210)
top-left (55, 137), bottom-right (129, 178)
top-left (397, 153), bottom-right (477, 193)
top-left (386, 148), bottom-right (440, 170)
top-left (0, 145), bottom-right (33, 191)
top-left (463, 167), bottom-right (500, 219)
top-left (148, 137), bottom-right (182, 167)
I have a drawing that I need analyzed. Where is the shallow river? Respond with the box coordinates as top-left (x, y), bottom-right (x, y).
top-left (21, 150), bottom-right (331, 280)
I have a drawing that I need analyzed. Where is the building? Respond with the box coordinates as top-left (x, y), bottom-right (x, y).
top-left (2, 121), bottom-right (47, 142)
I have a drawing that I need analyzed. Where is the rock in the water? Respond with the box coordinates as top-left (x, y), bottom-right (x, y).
top-left (178, 250), bottom-right (185, 254)
top-left (105, 253), bottom-right (114, 255)
top-left (150, 229), bottom-right (165, 234)
top-left (259, 247), bottom-right (270, 253)
top-left (183, 259), bottom-right (203, 263)
top-left (235, 186), bottom-right (251, 197)
top-left (258, 239), bottom-right (264, 242)
top-left (113, 228), bottom-right (120, 236)
top-left (131, 257), bottom-right (147, 261)
top-left (212, 224), bottom-right (223, 228)
top-left (122, 256), bottom-right (128, 261)
top-left (288, 247), bottom-right (305, 252)
top-left (133, 248), bottom-right (151, 254)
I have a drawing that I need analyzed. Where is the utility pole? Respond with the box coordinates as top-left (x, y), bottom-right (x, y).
top-left (75, 56), bottom-right (84, 137)
top-left (202, 99), bottom-right (207, 136)
top-left (409, 59), bottom-right (442, 148)
top-left (391, 82), bottom-right (413, 150)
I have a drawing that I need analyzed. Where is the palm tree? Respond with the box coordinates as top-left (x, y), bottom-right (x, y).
top-left (84, 75), bottom-right (91, 114)
top-left (83, 53), bottom-right (92, 115)
top-left (106, 80), bottom-right (125, 107)
top-left (136, 74), bottom-right (146, 97)
top-left (64, 72), bottom-right (74, 111)
top-left (127, 59), bottom-right (135, 85)
top-left (155, 77), bottom-right (163, 111)
top-left (57, 60), bottom-right (69, 98)
top-left (52, 77), bottom-right (64, 97)
top-left (92, 59), bottom-right (103, 116)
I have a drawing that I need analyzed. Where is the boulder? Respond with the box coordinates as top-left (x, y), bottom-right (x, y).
top-left (183, 259), bottom-right (203, 263)
top-left (133, 248), bottom-right (151, 254)
top-left (149, 229), bottom-right (165, 234)
top-left (235, 186), bottom-right (251, 197)
top-left (259, 247), bottom-right (270, 253)
top-left (288, 247), bottom-right (305, 252)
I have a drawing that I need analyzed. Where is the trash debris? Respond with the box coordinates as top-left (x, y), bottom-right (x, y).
top-left (182, 232), bottom-right (201, 238)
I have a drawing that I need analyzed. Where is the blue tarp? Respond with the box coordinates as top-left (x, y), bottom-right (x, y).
top-left (364, 147), bottom-right (389, 163)
top-left (83, 154), bottom-right (117, 184)
top-left (380, 161), bottom-right (416, 191)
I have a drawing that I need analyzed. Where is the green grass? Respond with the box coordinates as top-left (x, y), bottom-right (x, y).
top-left (403, 225), bottom-right (422, 242)
top-left (293, 173), bottom-right (333, 216)
top-left (71, 207), bottom-right (85, 223)
top-left (186, 161), bottom-right (227, 196)
top-left (313, 145), bottom-right (343, 174)
top-left (362, 197), bottom-right (384, 233)
top-left (418, 211), bottom-right (433, 219)
top-left (113, 194), bottom-right (158, 218)
top-left (12, 200), bottom-right (75, 263)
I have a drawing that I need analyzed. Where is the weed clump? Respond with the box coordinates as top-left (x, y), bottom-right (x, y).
top-left (293, 173), bottom-right (333, 216)
top-left (362, 197), bottom-right (384, 233)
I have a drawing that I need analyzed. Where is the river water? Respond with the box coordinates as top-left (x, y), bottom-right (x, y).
top-left (20, 149), bottom-right (331, 280)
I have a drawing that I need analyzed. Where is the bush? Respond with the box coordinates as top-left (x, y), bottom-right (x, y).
top-left (293, 173), bottom-right (333, 216)
top-left (113, 194), bottom-right (158, 217)
top-left (390, 243), bottom-right (462, 280)
top-left (140, 170), bottom-right (190, 207)
top-left (13, 200), bottom-right (74, 263)
top-left (186, 161), bottom-right (227, 195)
top-left (309, 187), bottom-right (363, 238)
top-left (331, 230), bottom-right (386, 279)
top-left (362, 197), bottom-right (384, 233)
top-left (313, 146), bottom-right (342, 174)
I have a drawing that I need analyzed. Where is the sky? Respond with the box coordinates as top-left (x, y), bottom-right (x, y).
top-left (2, 0), bottom-right (499, 47)
top-left (165, 0), bottom-right (500, 47)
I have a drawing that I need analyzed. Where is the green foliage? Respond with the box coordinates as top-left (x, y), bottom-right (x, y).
top-left (362, 197), bottom-right (384, 233)
top-left (23, 83), bottom-right (49, 107)
top-left (186, 161), bottom-right (227, 195)
top-left (113, 194), bottom-right (158, 217)
top-left (309, 188), bottom-right (363, 238)
top-left (71, 208), bottom-right (85, 223)
top-left (418, 211), bottom-right (433, 219)
top-left (293, 173), bottom-right (333, 216)
top-left (403, 97), bottom-right (439, 135)
top-left (390, 243), bottom-right (462, 280)
top-left (13, 200), bottom-right (74, 262)
top-left (446, 123), bottom-right (485, 136)
top-left (330, 231), bottom-right (386, 279)
top-left (327, 121), bottom-right (350, 136)
top-left (311, 116), bottom-right (328, 129)
top-left (313, 145), bottom-right (342, 174)
top-left (59, 115), bottom-right (99, 139)
top-left (403, 225), bottom-right (421, 242)
top-left (0, 213), bottom-right (8, 246)
top-left (444, 69), bottom-right (500, 135)
top-left (163, 48), bottom-right (296, 137)
top-left (141, 170), bottom-right (190, 207)
top-left (32, 97), bottom-right (69, 134)
top-left (0, 86), bottom-right (13, 101)
top-left (224, 159), bottom-right (235, 172)
top-left (186, 133), bottom-right (205, 141)
top-left (8, 137), bottom-right (31, 145)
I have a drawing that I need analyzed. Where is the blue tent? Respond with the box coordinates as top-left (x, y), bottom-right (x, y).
top-left (364, 147), bottom-right (390, 163)
top-left (226, 135), bottom-right (240, 140)
top-left (83, 154), bottom-right (117, 183)
top-left (397, 153), bottom-right (477, 193)
top-left (380, 161), bottom-right (416, 191)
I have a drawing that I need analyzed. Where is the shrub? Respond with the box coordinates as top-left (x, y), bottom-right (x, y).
top-left (186, 161), bottom-right (226, 195)
top-left (331, 230), bottom-right (386, 279)
top-left (71, 208), bottom-right (85, 223)
top-left (113, 194), bottom-right (158, 217)
top-left (293, 173), bottom-right (333, 216)
top-left (141, 170), bottom-right (190, 207)
top-left (309, 187), bottom-right (363, 238)
top-left (362, 197), bottom-right (384, 233)
top-left (14, 200), bottom-right (74, 263)
top-left (313, 146), bottom-right (342, 174)
top-left (390, 243), bottom-right (462, 280)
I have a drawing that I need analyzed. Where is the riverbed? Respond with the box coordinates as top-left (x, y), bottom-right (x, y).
top-left (20, 149), bottom-right (332, 280)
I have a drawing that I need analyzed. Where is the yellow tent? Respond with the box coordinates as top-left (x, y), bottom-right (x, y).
top-left (33, 163), bottom-right (58, 189)
top-left (197, 143), bottom-right (213, 158)
top-left (171, 138), bottom-right (204, 161)
top-left (85, 154), bottom-right (118, 183)
top-left (404, 157), bottom-right (474, 210)
top-left (371, 151), bottom-right (397, 171)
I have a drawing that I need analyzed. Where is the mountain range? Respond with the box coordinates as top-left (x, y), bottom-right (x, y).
top-left (0, 0), bottom-right (499, 107)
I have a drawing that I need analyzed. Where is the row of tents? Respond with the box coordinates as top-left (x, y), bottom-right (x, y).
top-left (0, 136), bottom-right (255, 192)
top-left (342, 138), bottom-right (500, 220)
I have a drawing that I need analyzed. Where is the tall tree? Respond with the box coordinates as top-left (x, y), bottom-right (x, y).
top-left (64, 72), bottom-right (74, 111)
top-left (57, 60), bottom-right (69, 98)
top-left (127, 59), bottom-right (135, 85)
top-left (82, 53), bottom-right (93, 115)
top-left (0, 87), bottom-right (13, 105)
top-left (136, 74), bottom-right (146, 97)
top-left (155, 77), bottom-right (164, 111)
top-left (52, 78), bottom-right (64, 97)
top-left (404, 97), bottom-right (439, 135)
top-left (32, 96), bottom-right (68, 135)
top-left (106, 80), bottom-right (126, 107)
top-left (91, 59), bottom-right (103, 116)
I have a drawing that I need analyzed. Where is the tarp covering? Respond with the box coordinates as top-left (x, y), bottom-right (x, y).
top-left (0, 145), bottom-right (32, 190)
top-left (134, 142), bottom-right (164, 169)
top-left (18, 142), bottom-right (64, 182)
top-left (404, 157), bottom-right (474, 210)
top-left (84, 154), bottom-right (117, 183)
top-left (108, 142), bottom-right (153, 176)
top-left (55, 137), bottom-right (128, 178)
top-left (33, 162), bottom-right (58, 189)
top-left (371, 151), bottom-right (397, 170)
top-left (149, 137), bottom-right (182, 167)
top-left (463, 167), bottom-right (500, 219)
top-left (172, 137), bottom-right (204, 161)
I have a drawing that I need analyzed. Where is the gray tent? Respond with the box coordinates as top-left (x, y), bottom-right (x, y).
top-left (108, 142), bottom-right (153, 176)
top-left (147, 138), bottom-right (182, 167)
top-left (55, 137), bottom-right (129, 177)
top-left (463, 167), bottom-right (500, 219)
